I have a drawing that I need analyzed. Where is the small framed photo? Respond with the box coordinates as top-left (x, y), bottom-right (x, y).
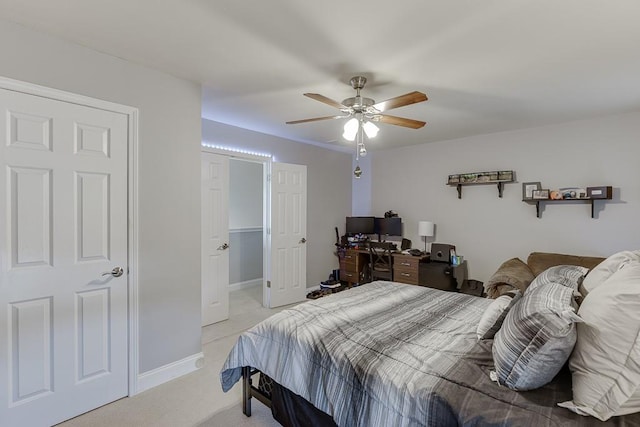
top-left (522, 182), bottom-right (542, 200)
top-left (532, 189), bottom-right (550, 200)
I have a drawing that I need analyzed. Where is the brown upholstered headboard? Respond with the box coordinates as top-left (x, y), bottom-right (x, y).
top-left (526, 252), bottom-right (605, 277)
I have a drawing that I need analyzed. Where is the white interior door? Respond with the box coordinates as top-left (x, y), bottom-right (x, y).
top-left (201, 151), bottom-right (230, 326)
top-left (0, 88), bottom-right (129, 426)
top-left (269, 162), bottom-right (307, 308)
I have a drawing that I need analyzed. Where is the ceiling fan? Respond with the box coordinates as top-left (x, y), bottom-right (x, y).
top-left (286, 76), bottom-right (428, 130)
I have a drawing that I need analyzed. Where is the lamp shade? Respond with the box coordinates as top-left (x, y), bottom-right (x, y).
top-left (343, 118), bottom-right (359, 141)
top-left (362, 120), bottom-right (379, 138)
top-left (418, 221), bottom-right (434, 237)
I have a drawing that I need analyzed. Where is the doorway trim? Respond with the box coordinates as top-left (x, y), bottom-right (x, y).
top-left (201, 144), bottom-right (272, 307)
top-left (0, 76), bottom-right (141, 394)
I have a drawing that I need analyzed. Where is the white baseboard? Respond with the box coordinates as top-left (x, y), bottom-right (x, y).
top-left (229, 278), bottom-right (262, 292)
top-left (136, 352), bottom-right (204, 394)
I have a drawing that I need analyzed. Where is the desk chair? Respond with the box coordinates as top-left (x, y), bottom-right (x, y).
top-left (368, 242), bottom-right (395, 282)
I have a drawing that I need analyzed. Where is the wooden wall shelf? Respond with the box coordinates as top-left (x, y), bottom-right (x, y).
top-left (523, 196), bottom-right (612, 218)
top-left (448, 180), bottom-right (513, 199)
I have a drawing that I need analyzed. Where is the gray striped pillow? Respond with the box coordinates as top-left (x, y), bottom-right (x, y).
top-left (492, 281), bottom-right (581, 391)
top-left (526, 265), bottom-right (588, 294)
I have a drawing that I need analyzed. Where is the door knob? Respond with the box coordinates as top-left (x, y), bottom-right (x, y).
top-left (299, 238), bottom-right (307, 244)
top-left (217, 243), bottom-right (229, 250)
top-left (102, 267), bottom-right (124, 278)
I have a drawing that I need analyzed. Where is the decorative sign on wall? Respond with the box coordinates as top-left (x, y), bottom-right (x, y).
top-left (447, 170), bottom-right (513, 185)
top-left (447, 170), bottom-right (515, 198)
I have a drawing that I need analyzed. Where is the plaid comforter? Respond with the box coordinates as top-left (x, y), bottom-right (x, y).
top-left (220, 281), bottom-right (640, 427)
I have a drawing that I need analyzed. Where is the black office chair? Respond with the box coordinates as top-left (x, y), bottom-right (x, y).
top-left (368, 241), bottom-right (395, 282)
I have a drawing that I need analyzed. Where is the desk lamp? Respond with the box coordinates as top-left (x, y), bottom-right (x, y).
top-left (418, 221), bottom-right (435, 254)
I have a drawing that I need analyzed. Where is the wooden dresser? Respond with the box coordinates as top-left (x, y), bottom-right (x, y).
top-left (339, 249), bottom-right (367, 286)
top-left (392, 253), bottom-right (426, 285)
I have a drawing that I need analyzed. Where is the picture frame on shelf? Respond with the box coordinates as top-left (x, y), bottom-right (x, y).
top-left (532, 189), bottom-right (550, 200)
top-left (522, 182), bottom-right (541, 200)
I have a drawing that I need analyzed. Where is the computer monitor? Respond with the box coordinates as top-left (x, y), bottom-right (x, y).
top-left (375, 217), bottom-right (402, 240)
top-left (345, 216), bottom-right (375, 236)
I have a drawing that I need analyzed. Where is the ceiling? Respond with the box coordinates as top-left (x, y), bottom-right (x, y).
top-left (2, 0), bottom-right (640, 151)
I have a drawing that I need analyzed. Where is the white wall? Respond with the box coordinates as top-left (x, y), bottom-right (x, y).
top-left (229, 159), bottom-right (263, 229)
top-left (370, 111), bottom-right (640, 282)
top-left (0, 20), bottom-right (202, 374)
top-left (202, 119), bottom-right (353, 286)
top-left (352, 156), bottom-right (372, 216)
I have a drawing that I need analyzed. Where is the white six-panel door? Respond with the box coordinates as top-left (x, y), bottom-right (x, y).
top-left (201, 151), bottom-right (230, 326)
top-left (0, 88), bottom-right (129, 426)
top-left (269, 162), bottom-right (307, 308)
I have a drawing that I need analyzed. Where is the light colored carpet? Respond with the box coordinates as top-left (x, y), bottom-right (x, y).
top-left (57, 285), bottom-right (300, 427)
top-left (196, 403), bottom-right (279, 427)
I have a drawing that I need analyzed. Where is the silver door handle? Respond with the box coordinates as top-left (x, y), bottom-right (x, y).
top-left (102, 267), bottom-right (124, 278)
top-left (217, 243), bottom-right (229, 250)
top-left (299, 238), bottom-right (307, 244)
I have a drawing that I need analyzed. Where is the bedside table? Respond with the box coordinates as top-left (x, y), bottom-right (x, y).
top-left (419, 260), bottom-right (467, 292)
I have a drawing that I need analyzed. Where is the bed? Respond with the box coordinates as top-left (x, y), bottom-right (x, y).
top-left (220, 278), bottom-right (640, 426)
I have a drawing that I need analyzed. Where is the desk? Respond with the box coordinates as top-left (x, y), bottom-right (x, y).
top-left (339, 248), bottom-right (467, 288)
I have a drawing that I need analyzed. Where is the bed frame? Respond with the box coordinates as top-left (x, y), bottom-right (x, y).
top-left (241, 366), bottom-right (338, 427)
top-left (241, 366), bottom-right (272, 416)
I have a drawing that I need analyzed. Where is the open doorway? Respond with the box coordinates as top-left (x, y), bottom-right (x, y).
top-left (227, 158), bottom-right (265, 318)
top-left (200, 146), bottom-right (307, 341)
top-left (200, 151), bottom-right (270, 342)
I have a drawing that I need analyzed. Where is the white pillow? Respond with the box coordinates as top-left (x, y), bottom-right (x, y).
top-left (581, 250), bottom-right (640, 294)
top-left (476, 291), bottom-right (521, 340)
top-left (559, 261), bottom-right (640, 421)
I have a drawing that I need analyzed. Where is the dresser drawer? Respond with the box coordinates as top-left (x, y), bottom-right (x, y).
top-left (340, 257), bottom-right (358, 271)
top-left (393, 267), bottom-right (419, 285)
top-left (393, 255), bottom-right (421, 272)
top-left (340, 269), bottom-right (359, 282)
top-left (341, 250), bottom-right (363, 270)
top-left (394, 257), bottom-right (419, 271)
top-left (341, 250), bottom-right (359, 263)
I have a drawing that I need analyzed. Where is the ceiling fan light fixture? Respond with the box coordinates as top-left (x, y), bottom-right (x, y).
top-left (362, 121), bottom-right (379, 138)
top-left (343, 117), bottom-right (359, 141)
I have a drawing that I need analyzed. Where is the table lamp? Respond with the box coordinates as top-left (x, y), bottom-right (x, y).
top-left (418, 221), bottom-right (435, 254)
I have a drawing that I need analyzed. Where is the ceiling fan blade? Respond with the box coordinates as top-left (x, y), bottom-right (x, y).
top-left (304, 93), bottom-right (347, 109)
top-left (286, 115), bottom-right (344, 125)
top-left (377, 114), bottom-right (426, 129)
top-left (372, 91), bottom-right (428, 112)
